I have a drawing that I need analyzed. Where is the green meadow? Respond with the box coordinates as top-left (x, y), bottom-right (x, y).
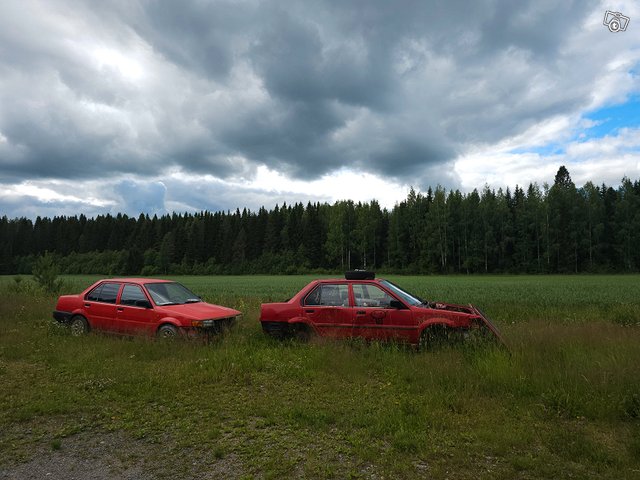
top-left (1, 275), bottom-right (639, 479)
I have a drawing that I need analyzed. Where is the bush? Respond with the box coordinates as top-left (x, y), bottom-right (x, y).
top-left (32, 252), bottom-right (62, 294)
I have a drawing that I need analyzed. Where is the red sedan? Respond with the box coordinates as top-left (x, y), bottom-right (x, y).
top-left (260, 271), bottom-right (505, 349)
top-left (53, 278), bottom-right (241, 339)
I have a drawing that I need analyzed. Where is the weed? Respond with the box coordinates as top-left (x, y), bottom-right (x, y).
top-left (622, 393), bottom-right (640, 419)
top-left (0, 274), bottom-right (639, 479)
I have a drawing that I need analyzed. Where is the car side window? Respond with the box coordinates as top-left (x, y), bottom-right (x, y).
top-left (120, 285), bottom-right (147, 306)
top-left (305, 284), bottom-right (349, 307)
top-left (353, 284), bottom-right (394, 308)
top-left (86, 284), bottom-right (103, 301)
top-left (99, 283), bottom-right (121, 304)
top-left (305, 285), bottom-right (322, 305)
top-left (85, 282), bottom-right (121, 304)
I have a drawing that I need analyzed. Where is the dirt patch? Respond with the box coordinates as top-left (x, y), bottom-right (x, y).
top-left (0, 429), bottom-right (245, 480)
top-left (0, 430), bottom-right (156, 480)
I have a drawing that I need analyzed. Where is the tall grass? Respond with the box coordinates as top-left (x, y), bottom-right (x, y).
top-left (1, 275), bottom-right (639, 478)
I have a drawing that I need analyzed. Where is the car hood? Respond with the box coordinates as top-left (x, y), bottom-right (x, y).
top-left (158, 302), bottom-right (241, 320)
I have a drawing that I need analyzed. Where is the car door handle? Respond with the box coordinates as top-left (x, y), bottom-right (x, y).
top-left (356, 310), bottom-right (366, 315)
top-left (84, 303), bottom-right (90, 307)
top-left (305, 309), bottom-right (315, 313)
top-left (117, 307), bottom-right (124, 312)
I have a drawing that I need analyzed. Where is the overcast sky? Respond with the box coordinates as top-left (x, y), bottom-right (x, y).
top-left (0, 0), bottom-right (639, 219)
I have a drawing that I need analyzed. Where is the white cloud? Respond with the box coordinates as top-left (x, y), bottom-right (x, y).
top-left (455, 127), bottom-right (640, 190)
top-left (247, 166), bottom-right (410, 208)
top-left (91, 47), bottom-right (145, 82)
top-left (0, 182), bottom-right (110, 206)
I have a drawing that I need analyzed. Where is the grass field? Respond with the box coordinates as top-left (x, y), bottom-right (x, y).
top-left (1, 275), bottom-right (639, 479)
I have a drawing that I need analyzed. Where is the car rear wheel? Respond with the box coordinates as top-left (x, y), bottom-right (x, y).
top-left (70, 316), bottom-right (89, 336)
top-left (293, 324), bottom-right (313, 342)
top-left (157, 324), bottom-right (179, 340)
top-left (261, 322), bottom-right (289, 339)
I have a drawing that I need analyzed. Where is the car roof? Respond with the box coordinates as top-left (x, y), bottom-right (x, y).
top-left (317, 278), bottom-right (384, 283)
top-left (99, 278), bottom-right (174, 285)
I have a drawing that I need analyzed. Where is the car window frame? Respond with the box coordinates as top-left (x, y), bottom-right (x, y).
top-left (84, 282), bottom-right (123, 304)
top-left (352, 282), bottom-right (397, 309)
top-left (85, 283), bottom-right (104, 302)
top-left (119, 283), bottom-right (151, 308)
top-left (303, 282), bottom-right (351, 307)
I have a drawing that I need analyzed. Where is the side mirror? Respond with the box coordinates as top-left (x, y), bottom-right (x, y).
top-left (135, 299), bottom-right (152, 309)
top-left (389, 300), bottom-right (405, 309)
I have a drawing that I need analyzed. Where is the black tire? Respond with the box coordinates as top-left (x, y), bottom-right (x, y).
top-left (157, 324), bottom-right (179, 340)
top-left (293, 324), bottom-right (312, 342)
top-left (69, 315), bottom-right (89, 336)
top-left (418, 325), bottom-right (451, 351)
top-left (261, 322), bottom-right (288, 340)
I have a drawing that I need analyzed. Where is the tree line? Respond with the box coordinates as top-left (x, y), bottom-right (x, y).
top-left (1, 167), bottom-right (639, 275)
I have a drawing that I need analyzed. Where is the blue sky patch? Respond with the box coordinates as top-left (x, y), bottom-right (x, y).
top-left (511, 95), bottom-right (640, 156)
top-left (510, 144), bottom-right (565, 156)
top-left (582, 95), bottom-right (640, 139)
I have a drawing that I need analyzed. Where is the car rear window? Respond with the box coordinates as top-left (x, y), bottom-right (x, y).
top-left (304, 284), bottom-right (349, 307)
top-left (86, 282), bottom-right (121, 304)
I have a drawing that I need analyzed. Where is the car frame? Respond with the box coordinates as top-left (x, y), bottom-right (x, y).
top-left (259, 271), bottom-right (505, 349)
top-left (53, 278), bottom-right (242, 340)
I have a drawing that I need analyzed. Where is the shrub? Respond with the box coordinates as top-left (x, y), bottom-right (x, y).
top-left (32, 252), bottom-right (62, 294)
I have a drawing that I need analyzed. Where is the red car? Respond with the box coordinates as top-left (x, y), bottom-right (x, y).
top-left (53, 278), bottom-right (241, 339)
top-left (260, 271), bottom-right (505, 349)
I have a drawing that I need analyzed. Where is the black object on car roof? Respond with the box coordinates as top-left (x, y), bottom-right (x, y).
top-left (345, 270), bottom-right (376, 280)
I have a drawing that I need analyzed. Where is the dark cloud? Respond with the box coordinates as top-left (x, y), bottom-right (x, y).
top-left (219, 99), bottom-right (347, 177)
top-left (136, 0), bottom-right (254, 80)
top-left (477, 1), bottom-right (594, 59)
top-left (248, 7), bottom-right (394, 109)
top-left (0, 0), bottom-right (633, 218)
top-left (368, 137), bottom-right (455, 178)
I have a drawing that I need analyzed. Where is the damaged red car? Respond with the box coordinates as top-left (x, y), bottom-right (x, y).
top-left (260, 271), bottom-right (505, 349)
top-left (53, 278), bottom-right (241, 339)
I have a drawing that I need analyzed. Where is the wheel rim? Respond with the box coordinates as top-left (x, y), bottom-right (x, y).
top-left (70, 320), bottom-right (84, 336)
top-left (160, 327), bottom-right (177, 339)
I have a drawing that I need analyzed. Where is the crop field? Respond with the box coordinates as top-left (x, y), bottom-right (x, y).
top-left (1, 274), bottom-right (640, 479)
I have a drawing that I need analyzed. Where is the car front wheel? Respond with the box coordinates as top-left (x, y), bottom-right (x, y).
top-left (419, 325), bottom-right (451, 351)
top-left (70, 315), bottom-right (89, 336)
top-left (157, 324), bottom-right (179, 340)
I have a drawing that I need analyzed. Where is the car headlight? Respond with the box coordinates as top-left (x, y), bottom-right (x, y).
top-left (191, 319), bottom-right (216, 328)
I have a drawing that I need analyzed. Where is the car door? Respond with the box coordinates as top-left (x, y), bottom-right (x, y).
top-left (302, 283), bottom-right (352, 338)
top-left (115, 284), bottom-right (156, 335)
top-left (352, 283), bottom-right (413, 341)
top-left (83, 282), bottom-right (122, 332)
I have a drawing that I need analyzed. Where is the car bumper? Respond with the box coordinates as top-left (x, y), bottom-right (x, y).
top-left (53, 310), bottom-right (72, 324)
top-left (469, 305), bottom-right (508, 348)
top-left (189, 314), bottom-right (242, 337)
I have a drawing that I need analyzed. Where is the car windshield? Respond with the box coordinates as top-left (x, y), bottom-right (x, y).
top-left (144, 282), bottom-right (201, 306)
top-left (379, 280), bottom-right (423, 306)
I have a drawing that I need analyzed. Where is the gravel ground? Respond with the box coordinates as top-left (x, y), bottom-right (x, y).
top-left (0, 431), bottom-right (156, 480)
top-left (0, 430), bottom-right (244, 480)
